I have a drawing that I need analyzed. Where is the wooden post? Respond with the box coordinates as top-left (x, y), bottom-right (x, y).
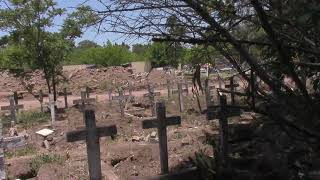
top-left (166, 79), bottom-right (171, 99)
top-left (49, 94), bottom-right (55, 126)
top-left (63, 88), bottom-right (68, 108)
top-left (39, 90), bottom-right (44, 112)
top-left (13, 92), bottom-right (18, 107)
top-left (66, 110), bottom-right (117, 180)
top-left (250, 70), bottom-right (256, 110)
top-left (143, 85), bottom-right (160, 116)
top-left (108, 89), bottom-right (112, 107)
top-left (185, 80), bottom-right (189, 96)
top-left (112, 89), bottom-right (129, 118)
top-left (218, 95), bottom-right (229, 167)
top-left (128, 82), bottom-right (133, 97)
top-left (178, 83), bottom-right (184, 112)
top-left (142, 102), bottom-right (181, 174)
top-left (229, 77), bottom-right (235, 105)
top-left (86, 86), bottom-right (90, 98)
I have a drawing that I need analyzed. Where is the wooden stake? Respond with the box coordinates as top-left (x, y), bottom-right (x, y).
top-left (64, 88), bottom-right (68, 108)
top-left (178, 83), bottom-right (184, 112)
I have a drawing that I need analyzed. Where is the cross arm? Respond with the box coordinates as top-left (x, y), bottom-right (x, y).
top-left (1, 104), bottom-right (24, 111)
top-left (73, 98), bottom-right (96, 105)
top-left (217, 88), bottom-right (247, 96)
top-left (142, 116), bottom-right (181, 129)
top-left (66, 125), bottom-right (117, 142)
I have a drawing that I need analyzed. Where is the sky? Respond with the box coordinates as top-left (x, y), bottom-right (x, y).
top-left (0, 0), bottom-right (147, 46)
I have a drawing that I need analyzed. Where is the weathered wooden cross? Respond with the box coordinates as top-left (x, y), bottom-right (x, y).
top-left (73, 91), bottom-right (96, 112)
top-left (66, 110), bottom-right (117, 180)
top-left (63, 88), bottom-right (70, 108)
top-left (86, 86), bottom-right (90, 98)
top-left (1, 96), bottom-right (24, 123)
top-left (112, 89), bottom-right (129, 118)
top-left (143, 84), bottom-right (160, 116)
top-left (206, 92), bottom-right (250, 166)
top-left (142, 102), bottom-right (181, 174)
top-left (225, 76), bottom-right (240, 105)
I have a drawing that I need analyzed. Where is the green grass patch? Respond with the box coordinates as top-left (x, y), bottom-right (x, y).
top-left (30, 153), bottom-right (66, 177)
top-left (17, 110), bottom-right (49, 128)
top-left (5, 145), bottom-right (37, 159)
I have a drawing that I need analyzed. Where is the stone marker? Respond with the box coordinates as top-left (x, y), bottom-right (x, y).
top-left (73, 91), bottom-right (96, 112)
top-left (1, 96), bottom-right (24, 123)
top-left (112, 89), bottom-right (129, 118)
top-left (67, 110), bottom-right (117, 180)
top-left (142, 102), bottom-right (181, 174)
top-left (143, 84), bottom-right (160, 116)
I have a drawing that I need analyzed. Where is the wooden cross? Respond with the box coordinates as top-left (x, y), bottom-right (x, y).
top-left (225, 76), bottom-right (240, 105)
top-left (166, 79), bottom-right (171, 98)
top-left (142, 102), bottom-right (181, 174)
top-left (13, 92), bottom-right (18, 107)
top-left (66, 110), bottom-right (117, 180)
top-left (205, 79), bottom-right (215, 120)
top-left (143, 84), bottom-right (160, 116)
top-left (1, 96), bottom-right (23, 123)
top-left (73, 91), bottom-right (96, 112)
top-left (112, 89), bottom-right (129, 118)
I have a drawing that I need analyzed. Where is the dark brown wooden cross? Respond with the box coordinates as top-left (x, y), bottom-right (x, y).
top-left (142, 102), bottom-right (181, 174)
top-left (73, 91), bottom-right (96, 112)
top-left (1, 96), bottom-right (24, 123)
top-left (66, 110), bottom-right (117, 180)
top-left (225, 76), bottom-right (240, 105)
top-left (112, 89), bottom-right (129, 118)
top-left (143, 84), bottom-right (160, 116)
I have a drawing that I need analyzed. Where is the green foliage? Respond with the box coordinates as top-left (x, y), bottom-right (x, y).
top-left (30, 153), bottom-right (65, 176)
top-left (66, 42), bottom-right (133, 66)
top-left (5, 145), bottom-right (37, 159)
top-left (17, 110), bottom-right (49, 128)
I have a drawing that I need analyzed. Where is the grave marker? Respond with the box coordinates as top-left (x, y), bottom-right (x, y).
top-left (73, 91), bottom-right (96, 112)
top-left (86, 86), bottom-right (90, 98)
top-left (0, 119), bottom-right (5, 180)
top-left (112, 89), bottom-right (129, 118)
top-left (13, 92), bottom-right (18, 107)
top-left (142, 102), bottom-right (181, 174)
top-left (225, 76), bottom-right (240, 105)
top-left (143, 84), bottom-right (160, 116)
top-left (205, 79), bottom-right (215, 120)
top-left (1, 96), bottom-right (23, 123)
top-left (67, 110), bottom-right (117, 180)
top-left (107, 88), bottom-right (113, 107)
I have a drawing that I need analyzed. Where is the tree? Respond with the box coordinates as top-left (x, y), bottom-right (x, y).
top-left (0, 0), bottom-right (76, 100)
top-left (77, 40), bottom-right (100, 49)
top-left (71, 0), bottom-right (320, 142)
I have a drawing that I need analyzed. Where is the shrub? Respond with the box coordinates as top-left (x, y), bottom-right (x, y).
top-left (30, 154), bottom-right (65, 176)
